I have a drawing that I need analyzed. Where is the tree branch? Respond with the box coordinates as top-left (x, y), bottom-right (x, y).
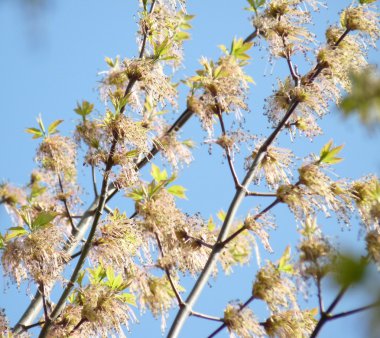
top-left (190, 311), bottom-right (224, 322)
top-left (329, 301), bottom-right (380, 321)
top-left (167, 28), bottom-right (351, 338)
top-left (310, 285), bottom-right (349, 338)
top-left (154, 232), bottom-right (183, 306)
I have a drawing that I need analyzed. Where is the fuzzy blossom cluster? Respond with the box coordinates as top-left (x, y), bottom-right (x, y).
top-left (365, 230), bottom-right (380, 268)
top-left (246, 143), bottom-right (294, 189)
top-left (155, 124), bottom-right (194, 168)
top-left (101, 58), bottom-right (177, 111)
top-left (297, 218), bottom-right (335, 281)
top-left (263, 309), bottom-right (317, 337)
top-left (50, 283), bottom-right (135, 337)
top-left (90, 210), bottom-right (148, 272)
top-left (244, 211), bottom-right (276, 253)
top-left (252, 261), bottom-right (297, 312)
top-left (219, 227), bottom-right (256, 275)
top-left (187, 55), bottom-right (252, 134)
top-left (36, 135), bottom-right (77, 181)
top-left (253, 0), bottom-right (317, 57)
top-left (350, 175), bottom-right (380, 228)
top-left (137, 189), bottom-right (214, 275)
top-left (2, 225), bottom-right (69, 286)
top-left (277, 163), bottom-right (353, 222)
top-left (223, 303), bottom-right (265, 338)
top-left (128, 267), bottom-right (180, 332)
top-left (0, 183), bottom-right (26, 207)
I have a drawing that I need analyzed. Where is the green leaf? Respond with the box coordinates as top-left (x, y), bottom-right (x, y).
top-left (359, 0), bottom-right (377, 4)
top-left (0, 233), bottom-right (4, 249)
top-left (127, 189), bottom-right (145, 201)
top-left (217, 210), bottom-right (226, 222)
top-left (118, 293), bottom-right (137, 306)
top-left (48, 119), bottom-right (63, 135)
top-left (74, 100), bottom-right (94, 120)
top-left (25, 127), bottom-right (43, 139)
top-left (5, 227), bottom-right (29, 241)
top-left (277, 246), bottom-right (294, 274)
top-left (151, 164), bottom-right (168, 183)
top-left (207, 216), bottom-right (216, 231)
top-left (167, 185), bottom-right (187, 199)
top-left (31, 211), bottom-right (58, 231)
top-left (37, 115), bottom-right (46, 135)
top-left (319, 140), bottom-right (344, 165)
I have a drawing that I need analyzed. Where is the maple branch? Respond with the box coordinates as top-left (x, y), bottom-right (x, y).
top-left (310, 285), bottom-right (349, 338)
top-left (168, 28), bottom-right (351, 338)
top-left (190, 311), bottom-right (224, 322)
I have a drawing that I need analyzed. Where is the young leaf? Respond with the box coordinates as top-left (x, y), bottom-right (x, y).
top-left (48, 119), bottom-right (63, 135)
top-left (25, 128), bottom-right (43, 139)
top-left (277, 246), bottom-right (294, 274)
top-left (217, 210), bottom-right (226, 222)
top-left (5, 227), bottom-right (29, 241)
top-left (74, 100), bottom-right (94, 120)
top-left (118, 293), bottom-right (137, 306)
top-left (167, 185), bottom-right (187, 199)
top-left (319, 140), bottom-right (344, 165)
top-left (151, 164), bottom-right (168, 183)
top-left (31, 211), bottom-right (58, 231)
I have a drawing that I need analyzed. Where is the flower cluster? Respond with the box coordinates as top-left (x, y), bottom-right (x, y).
top-left (90, 210), bottom-right (147, 272)
top-left (36, 135), bottom-right (77, 181)
top-left (247, 143), bottom-right (294, 189)
top-left (2, 225), bottom-right (69, 286)
top-left (263, 309), bottom-right (317, 337)
top-left (297, 218), bottom-right (334, 280)
top-left (101, 58), bottom-right (177, 111)
top-left (252, 261), bottom-right (297, 312)
top-left (223, 302), bottom-right (265, 338)
top-left (253, 0), bottom-right (316, 57)
top-left (50, 268), bottom-right (136, 337)
top-left (187, 55), bottom-right (252, 134)
top-left (365, 230), bottom-right (380, 268)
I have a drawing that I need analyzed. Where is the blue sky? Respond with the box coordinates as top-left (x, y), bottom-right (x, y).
top-left (1, 1), bottom-right (380, 337)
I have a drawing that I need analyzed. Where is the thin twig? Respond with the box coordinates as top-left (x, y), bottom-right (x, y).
top-left (69, 318), bottom-right (87, 336)
top-left (58, 174), bottom-right (78, 233)
top-left (216, 106), bottom-right (241, 190)
top-left (190, 311), bottom-right (224, 322)
top-left (317, 276), bottom-right (324, 315)
top-left (245, 191), bottom-right (277, 197)
top-left (184, 233), bottom-right (213, 249)
top-left (154, 232), bottom-right (183, 306)
top-left (104, 204), bottom-right (114, 215)
top-left (17, 321), bottom-right (45, 332)
top-left (221, 199), bottom-right (279, 247)
top-left (310, 285), bottom-right (349, 338)
top-left (329, 301), bottom-right (380, 321)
